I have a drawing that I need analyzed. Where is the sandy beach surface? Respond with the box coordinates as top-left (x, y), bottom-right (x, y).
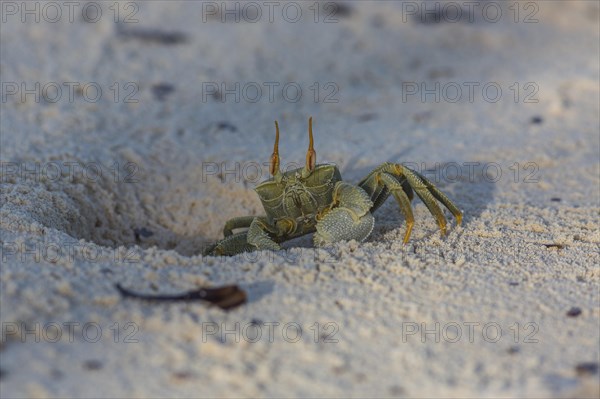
top-left (1, 1), bottom-right (599, 397)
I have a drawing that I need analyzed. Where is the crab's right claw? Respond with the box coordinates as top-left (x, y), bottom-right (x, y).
top-left (203, 233), bottom-right (255, 257)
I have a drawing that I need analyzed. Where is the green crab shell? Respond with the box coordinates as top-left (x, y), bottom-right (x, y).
top-left (254, 163), bottom-right (342, 223)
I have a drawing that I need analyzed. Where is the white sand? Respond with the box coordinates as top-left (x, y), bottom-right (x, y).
top-left (1, 1), bottom-right (599, 397)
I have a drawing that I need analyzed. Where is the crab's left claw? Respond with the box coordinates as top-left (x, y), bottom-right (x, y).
top-left (314, 208), bottom-right (374, 247)
top-left (313, 181), bottom-right (375, 247)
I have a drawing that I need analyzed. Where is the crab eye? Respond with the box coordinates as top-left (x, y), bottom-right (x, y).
top-left (270, 121), bottom-right (281, 176)
top-left (305, 117), bottom-right (316, 172)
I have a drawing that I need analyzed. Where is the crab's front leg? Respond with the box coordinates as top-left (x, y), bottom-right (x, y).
top-left (223, 216), bottom-right (255, 237)
top-left (313, 181), bottom-right (375, 247)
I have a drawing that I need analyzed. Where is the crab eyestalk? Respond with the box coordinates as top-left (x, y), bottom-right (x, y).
top-left (270, 121), bottom-right (283, 182)
top-left (302, 117), bottom-right (317, 178)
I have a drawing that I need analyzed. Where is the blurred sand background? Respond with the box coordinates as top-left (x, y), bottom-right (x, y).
top-left (1, 1), bottom-right (599, 397)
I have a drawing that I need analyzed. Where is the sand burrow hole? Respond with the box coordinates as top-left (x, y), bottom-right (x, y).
top-left (0, 155), bottom-right (263, 256)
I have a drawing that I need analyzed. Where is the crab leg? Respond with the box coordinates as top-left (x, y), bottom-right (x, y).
top-left (358, 162), bottom-right (462, 242)
top-left (378, 173), bottom-right (415, 244)
top-left (412, 170), bottom-right (462, 225)
top-left (401, 169), bottom-right (448, 236)
top-left (223, 216), bottom-right (256, 237)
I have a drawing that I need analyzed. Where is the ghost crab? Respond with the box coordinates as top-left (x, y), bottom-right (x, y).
top-left (203, 118), bottom-right (462, 256)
